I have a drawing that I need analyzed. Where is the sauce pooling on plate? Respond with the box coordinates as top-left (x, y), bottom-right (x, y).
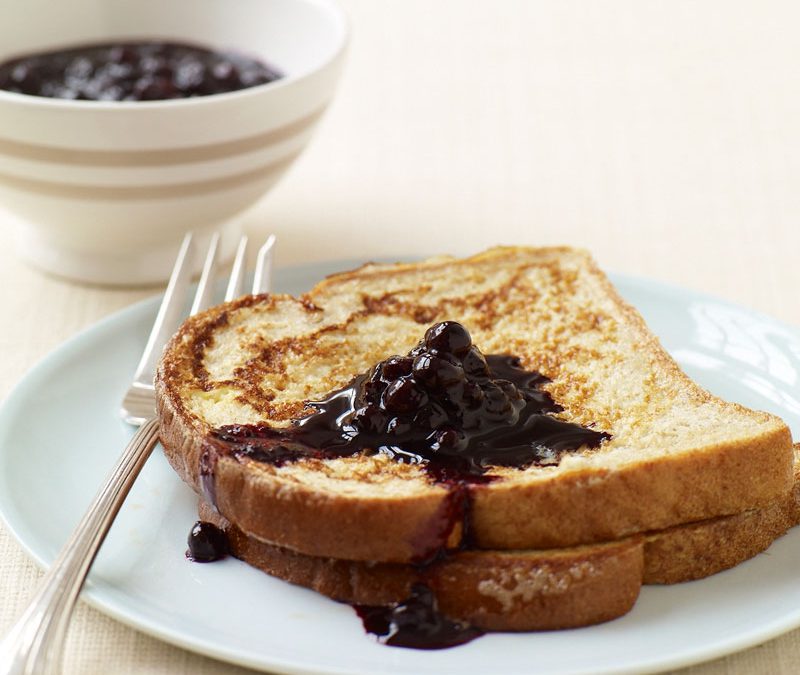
top-left (0, 40), bottom-right (281, 101)
top-left (354, 584), bottom-right (484, 649)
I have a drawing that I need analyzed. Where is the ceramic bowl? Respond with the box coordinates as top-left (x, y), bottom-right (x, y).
top-left (0, 0), bottom-right (347, 284)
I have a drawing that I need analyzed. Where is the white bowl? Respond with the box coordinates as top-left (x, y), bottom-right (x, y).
top-left (0, 0), bottom-right (348, 285)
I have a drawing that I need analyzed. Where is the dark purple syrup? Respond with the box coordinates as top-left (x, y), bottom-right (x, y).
top-left (354, 584), bottom-right (483, 649)
top-left (210, 321), bottom-right (610, 480)
top-left (186, 521), bottom-right (229, 562)
top-left (0, 40), bottom-right (280, 101)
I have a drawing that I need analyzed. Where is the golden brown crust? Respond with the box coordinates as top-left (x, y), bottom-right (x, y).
top-left (643, 448), bottom-right (800, 582)
top-left (198, 467), bottom-right (799, 631)
top-left (194, 448), bottom-right (800, 630)
top-left (199, 502), bottom-right (643, 631)
top-left (643, 502), bottom-right (792, 584)
top-left (158, 247), bottom-right (794, 562)
top-left (431, 544), bottom-right (643, 630)
top-left (472, 426), bottom-right (792, 549)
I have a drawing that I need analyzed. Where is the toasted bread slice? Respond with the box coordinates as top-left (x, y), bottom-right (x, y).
top-left (196, 451), bottom-right (800, 631)
top-left (197, 500), bottom-right (644, 631)
top-left (643, 456), bottom-right (800, 583)
top-left (157, 247), bottom-right (792, 562)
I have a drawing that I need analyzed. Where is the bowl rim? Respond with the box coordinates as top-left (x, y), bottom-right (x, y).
top-left (0, 0), bottom-right (349, 111)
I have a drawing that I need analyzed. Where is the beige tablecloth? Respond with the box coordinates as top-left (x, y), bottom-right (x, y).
top-left (2, 1), bottom-right (800, 672)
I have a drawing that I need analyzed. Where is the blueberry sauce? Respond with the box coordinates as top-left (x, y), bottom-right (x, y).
top-left (210, 321), bottom-right (610, 481)
top-left (186, 521), bottom-right (229, 562)
top-left (0, 41), bottom-right (280, 101)
top-left (354, 584), bottom-right (483, 650)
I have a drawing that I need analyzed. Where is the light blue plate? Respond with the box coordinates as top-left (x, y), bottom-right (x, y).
top-left (1, 262), bottom-right (800, 675)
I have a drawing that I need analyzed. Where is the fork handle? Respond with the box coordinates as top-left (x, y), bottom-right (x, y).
top-left (0, 419), bottom-right (160, 675)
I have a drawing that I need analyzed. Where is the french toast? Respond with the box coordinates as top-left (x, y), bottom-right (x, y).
top-left (197, 449), bottom-right (800, 631)
top-left (156, 247), bottom-right (793, 563)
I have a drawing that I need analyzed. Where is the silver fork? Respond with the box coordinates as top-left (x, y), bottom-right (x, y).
top-left (0, 231), bottom-right (277, 675)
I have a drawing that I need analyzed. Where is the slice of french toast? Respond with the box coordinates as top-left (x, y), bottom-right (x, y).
top-left (197, 499), bottom-right (645, 631)
top-left (196, 449), bottom-right (800, 631)
top-left (157, 247), bottom-right (793, 563)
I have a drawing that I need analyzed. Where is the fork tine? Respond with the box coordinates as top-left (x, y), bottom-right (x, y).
top-left (190, 232), bottom-right (220, 316)
top-left (131, 232), bottom-right (195, 387)
top-left (252, 234), bottom-right (276, 294)
top-left (225, 235), bottom-right (248, 301)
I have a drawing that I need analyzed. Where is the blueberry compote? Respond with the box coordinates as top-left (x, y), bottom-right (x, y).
top-left (186, 521), bottom-right (228, 562)
top-left (0, 41), bottom-right (280, 101)
top-left (354, 584), bottom-right (483, 650)
top-left (211, 321), bottom-right (610, 482)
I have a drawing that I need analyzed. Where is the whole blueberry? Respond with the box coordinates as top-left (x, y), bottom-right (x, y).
top-left (408, 341), bottom-right (427, 358)
top-left (186, 521), bottom-right (228, 562)
top-left (351, 405), bottom-right (387, 433)
top-left (412, 352), bottom-right (465, 390)
top-left (461, 381), bottom-right (485, 407)
top-left (496, 379), bottom-right (523, 401)
top-left (483, 382), bottom-right (513, 418)
top-left (361, 379), bottom-right (384, 405)
top-left (461, 346), bottom-right (491, 378)
top-left (423, 321), bottom-right (472, 357)
top-left (381, 378), bottom-right (429, 413)
top-left (379, 356), bottom-right (414, 381)
top-left (413, 402), bottom-right (449, 430)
